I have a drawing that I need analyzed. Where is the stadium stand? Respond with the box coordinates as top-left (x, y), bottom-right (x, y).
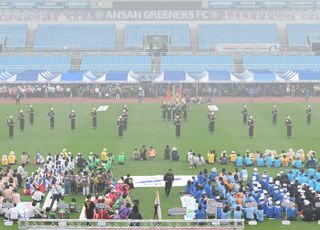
top-left (124, 24), bottom-right (190, 49)
top-left (0, 24), bottom-right (27, 48)
top-left (34, 24), bottom-right (116, 50)
top-left (243, 55), bottom-right (320, 72)
top-left (160, 55), bottom-right (235, 72)
top-left (0, 55), bottom-right (72, 73)
top-left (81, 55), bottom-right (152, 73)
top-left (198, 24), bottom-right (280, 49)
top-left (287, 24), bottom-right (320, 46)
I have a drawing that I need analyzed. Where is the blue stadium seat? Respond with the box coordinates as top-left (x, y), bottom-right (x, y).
top-left (160, 55), bottom-right (234, 72)
top-left (0, 55), bottom-right (72, 73)
top-left (0, 24), bottom-right (27, 48)
top-left (124, 24), bottom-right (190, 49)
top-left (81, 55), bottom-right (152, 73)
top-left (198, 24), bottom-right (280, 49)
top-left (287, 24), bottom-right (320, 46)
top-left (34, 24), bottom-right (116, 50)
top-left (243, 55), bottom-right (320, 72)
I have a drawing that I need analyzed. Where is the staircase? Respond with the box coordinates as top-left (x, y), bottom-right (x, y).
top-left (26, 29), bottom-right (36, 52)
top-left (71, 55), bottom-right (81, 71)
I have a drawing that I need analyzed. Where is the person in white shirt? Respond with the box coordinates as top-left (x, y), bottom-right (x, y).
top-left (188, 152), bottom-right (197, 169)
top-left (17, 164), bottom-right (27, 179)
top-left (32, 188), bottom-right (44, 208)
top-left (28, 202), bottom-right (43, 218)
top-left (9, 203), bottom-right (19, 221)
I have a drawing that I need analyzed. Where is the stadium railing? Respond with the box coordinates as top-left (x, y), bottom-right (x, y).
top-left (18, 219), bottom-right (244, 230)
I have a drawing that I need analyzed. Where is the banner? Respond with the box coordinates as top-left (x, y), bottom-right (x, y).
top-left (120, 175), bottom-right (193, 187)
top-left (215, 44), bottom-right (280, 52)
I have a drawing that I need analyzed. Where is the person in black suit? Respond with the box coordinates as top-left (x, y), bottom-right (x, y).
top-left (69, 109), bottom-right (76, 131)
top-left (272, 105), bottom-right (278, 124)
top-left (161, 102), bottom-right (167, 121)
top-left (248, 115), bottom-right (255, 138)
top-left (7, 115), bottom-right (14, 138)
top-left (182, 102), bottom-right (188, 121)
top-left (163, 168), bottom-right (174, 197)
top-left (48, 107), bottom-right (55, 129)
top-left (242, 105), bottom-right (248, 124)
top-left (208, 111), bottom-right (215, 133)
top-left (27, 105), bottom-right (34, 125)
top-left (285, 116), bottom-right (293, 138)
top-left (306, 105), bottom-right (312, 125)
top-left (18, 109), bottom-right (25, 131)
top-left (167, 103), bottom-right (172, 121)
top-left (91, 107), bottom-right (97, 129)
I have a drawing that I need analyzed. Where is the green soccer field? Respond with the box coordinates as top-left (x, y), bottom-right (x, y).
top-left (1, 101), bottom-right (319, 230)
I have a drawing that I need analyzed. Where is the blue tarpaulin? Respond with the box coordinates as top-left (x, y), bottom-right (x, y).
top-left (154, 71), bottom-right (195, 82)
top-left (16, 70), bottom-right (43, 82)
top-left (97, 71), bottom-right (139, 83)
top-left (252, 70), bottom-right (276, 82)
top-left (60, 71), bottom-right (97, 82)
top-left (297, 70), bottom-right (320, 81)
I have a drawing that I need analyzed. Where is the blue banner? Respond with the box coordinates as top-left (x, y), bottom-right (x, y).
top-left (263, 1), bottom-right (287, 8)
top-left (38, 2), bottom-right (64, 9)
top-left (64, 1), bottom-right (90, 8)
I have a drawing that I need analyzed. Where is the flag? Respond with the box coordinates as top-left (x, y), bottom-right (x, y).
top-left (178, 85), bottom-right (183, 98)
top-left (172, 83), bottom-right (176, 97)
top-left (165, 84), bottom-right (171, 99)
top-left (154, 190), bottom-right (162, 220)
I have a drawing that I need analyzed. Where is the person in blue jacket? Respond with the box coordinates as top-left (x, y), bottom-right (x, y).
top-left (221, 205), bottom-right (231, 219)
top-left (257, 155), bottom-right (264, 167)
top-left (265, 154), bottom-right (273, 168)
top-left (195, 204), bottom-right (206, 220)
top-left (274, 156), bottom-right (281, 168)
top-left (293, 157), bottom-right (302, 169)
top-left (244, 203), bottom-right (255, 220)
top-left (254, 205), bottom-right (264, 222)
top-left (209, 168), bottom-right (218, 181)
top-left (233, 206), bottom-right (243, 219)
top-left (273, 201), bottom-right (282, 219)
top-left (287, 203), bottom-right (297, 221)
top-left (266, 200), bottom-right (274, 218)
top-left (244, 154), bottom-right (252, 166)
top-left (235, 154), bottom-right (243, 167)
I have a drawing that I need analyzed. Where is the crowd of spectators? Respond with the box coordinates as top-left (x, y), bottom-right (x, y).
top-left (1, 83), bottom-right (320, 100)
top-left (0, 147), bottom-right (139, 222)
top-left (186, 148), bottom-right (318, 169)
top-left (185, 166), bottom-right (320, 223)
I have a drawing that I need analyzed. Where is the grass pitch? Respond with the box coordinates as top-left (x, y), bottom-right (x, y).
top-left (1, 101), bottom-right (319, 230)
